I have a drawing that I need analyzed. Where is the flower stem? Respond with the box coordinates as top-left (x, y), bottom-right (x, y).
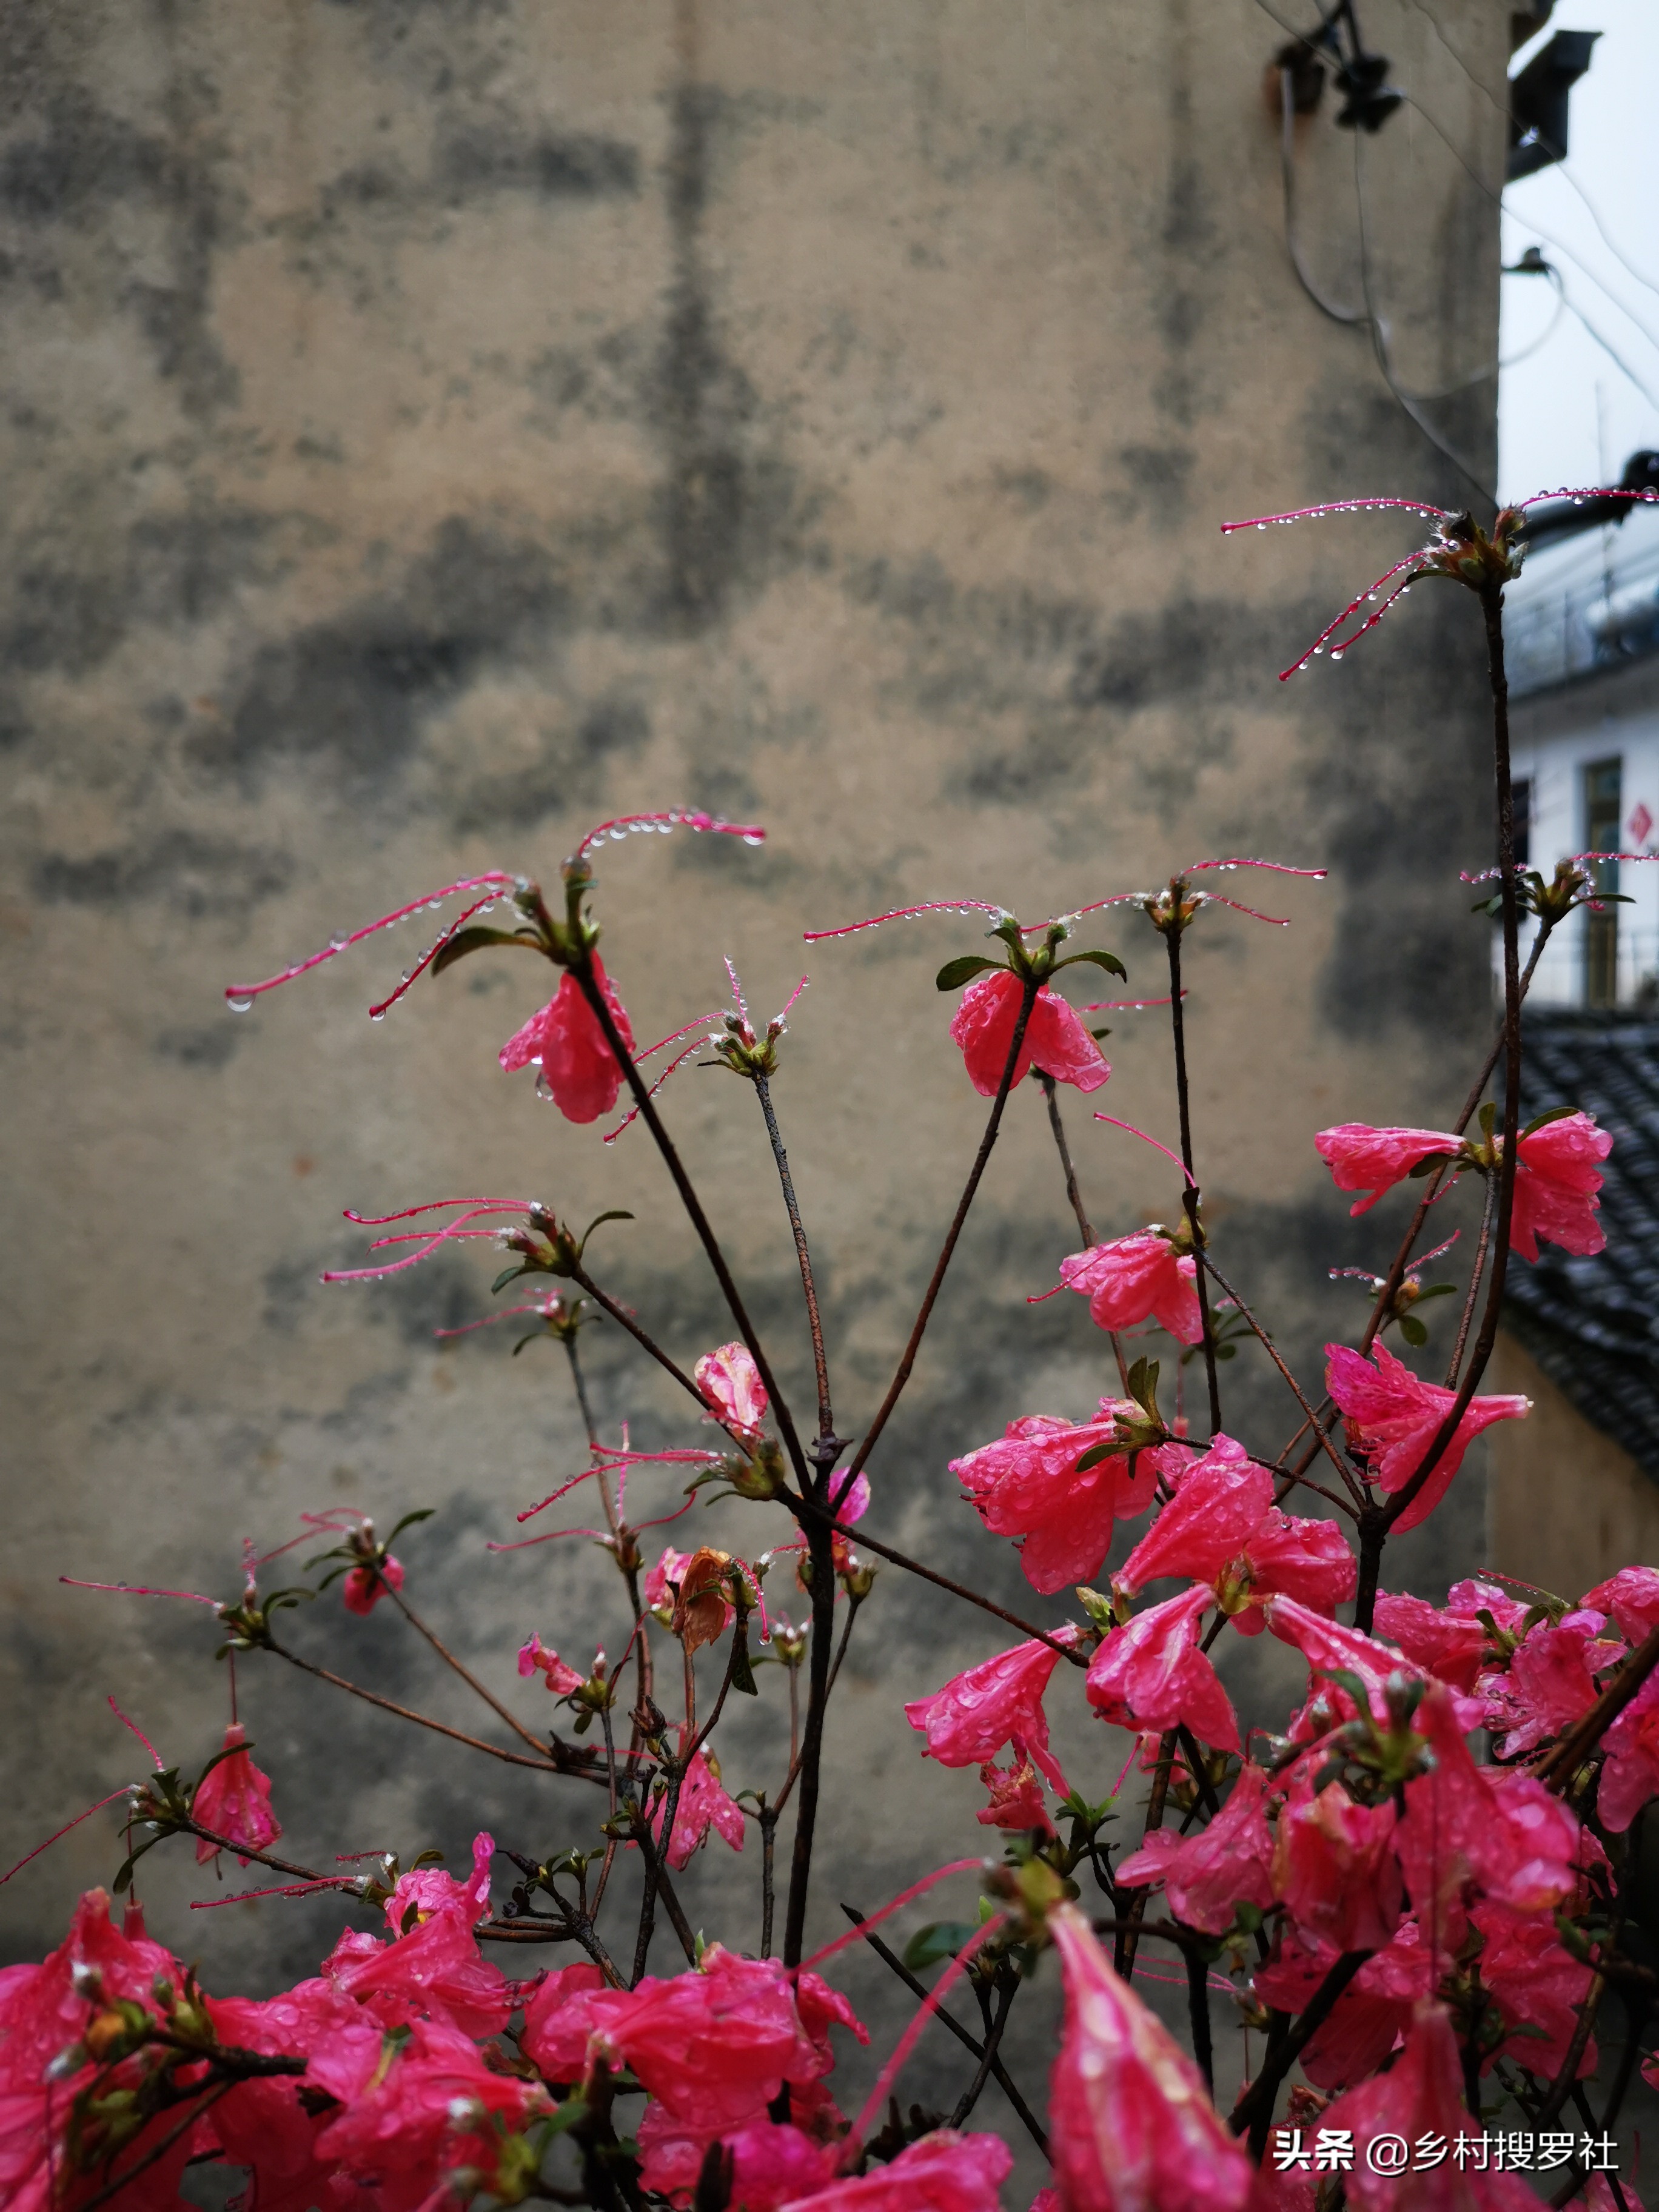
top-left (754, 1072), bottom-right (834, 1443)
top-left (1165, 923), bottom-right (1222, 1435)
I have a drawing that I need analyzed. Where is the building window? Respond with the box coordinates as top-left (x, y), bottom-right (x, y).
top-left (1512, 777), bottom-right (1531, 868)
top-left (1584, 756), bottom-right (1621, 1007)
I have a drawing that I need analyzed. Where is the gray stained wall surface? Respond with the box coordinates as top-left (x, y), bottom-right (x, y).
top-left (1, 0), bottom-right (1508, 2144)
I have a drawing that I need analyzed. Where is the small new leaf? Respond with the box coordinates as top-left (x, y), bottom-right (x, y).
top-left (1054, 949), bottom-right (1128, 980)
top-left (431, 927), bottom-right (546, 978)
top-left (936, 956), bottom-right (1005, 992)
top-left (902, 1920), bottom-right (979, 1972)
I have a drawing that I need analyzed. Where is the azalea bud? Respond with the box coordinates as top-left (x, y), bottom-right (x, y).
top-left (839, 1553), bottom-right (878, 1601)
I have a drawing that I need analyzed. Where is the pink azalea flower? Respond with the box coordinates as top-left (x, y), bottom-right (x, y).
top-left (324, 1883), bottom-right (514, 2038)
top-left (383, 1830), bottom-right (494, 1932)
top-left (1115, 1435), bottom-right (1273, 1596)
top-left (1325, 1341), bottom-right (1529, 1532)
top-left (1583, 1564), bottom-right (1659, 1646)
top-left (1086, 1584), bottom-right (1239, 1754)
top-left (1272, 1776), bottom-right (1402, 1954)
top-left (1059, 1230), bottom-right (1202, 1344)
top-left (1313, 1124), bottom-right (1461, 1215)
top-left (1370, 1590), bottom-right (1493, 1693)
top-left (950, 970), bottom-right (1110, 1098)
top-left (651, 1732), bottom-right (747, 1870)
top-left (315, 2012), bottom-right (551, 2212)
top-left (1253, 1922), bottom-right (1433, 2094)
top-left (498, 953), bottom-right (635, 1124)
top-left (951, 1404), bottom-right (1158, 1596)
top-left (1487, 1768), bottom-right (1596, 1914)
top-left (1471, 1897), bottom-right (1596, 2080)
top-left (0, 1892), bottom-right (189, 2212)
top-left (976, 1746), bottom-right (1055, 1836)
top-left (192, 1723), bottom-right (282, 1866)
top-left (206, 1978), bottom-right (384, 2209)
top-left (1047, 1902), bottom-right (1255, 2212)
top-left (1481, 1609), bottom-right (1617, 1758)
top-left (1598, 1670), bottom-right (1659, 1832)
top-left (1115, 1761), bottom-right (1276, 1934)
top-left (905, 1631), bottom-right (1079, 1790)
top-left (1509, 1110), bottom-right (1611, 1262)
top-left (517, 1632), bottom-right (586, 1695)
top-left (696, 1341), bottom-right (769, 1436)
top-left (1226, 1509), bottom-right (1356, 1634)
top-left (1318, 2003), bottom-right (1540, 2210)
top-left (1264, 1597), bottom-right (1421, 1728)
top-left (342, 1552), bottom-right (403, 1614)
top-left (637, 2106), bottom-right (836, 2207)
top-left (780, 2130), bottom-right (1013, 2211)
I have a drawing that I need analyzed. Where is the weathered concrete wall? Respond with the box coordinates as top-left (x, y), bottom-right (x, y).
top-left (1, 0), bottom-right (1508, 2141)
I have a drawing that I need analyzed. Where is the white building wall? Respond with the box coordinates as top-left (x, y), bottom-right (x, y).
top-left (1510, 704), bottom-right (1659, 1005)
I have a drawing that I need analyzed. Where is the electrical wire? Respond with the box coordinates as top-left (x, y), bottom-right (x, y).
top-left (1278, 69), bottom-right (1366, 324)
top-left (1557, 164), bottom-right (1659, 313)
top-left (1352, 132), bottom-right (1496, 503)
top-left (1553, 289), bottom-right (1659, 416)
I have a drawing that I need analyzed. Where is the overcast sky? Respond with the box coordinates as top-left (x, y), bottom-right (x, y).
top-left (1499, 0), bottom-right (1659, 585)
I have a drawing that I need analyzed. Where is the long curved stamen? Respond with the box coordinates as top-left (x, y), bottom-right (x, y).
top-left (1279, 551), bottom-right (1430, 681)
top-left (61, 1578), bottom-right (221, 1607)
top-left (572, 809), bottom-right (766, 860)
top-left (343, 1197), bottom-right (539, 1227)
top-left (224, 873), bottom-right (518, 1010)
top-left (774, 973), bottom-right (810, 1026)
top-left (1515, 484), bottom-right (1659, 511)
top-left (797, 1857), bottom-right (986, 1973)
top-left (1220, 497), bottom-right (1454, 532)
top-left (1202, 893), bottom-right (1296, 925)
top-left (109, 1696), bottom-right (164, 1770)
top-left (845, 1915), bottom-right (1006, 2154)
top-left (324, 1204), bottom-right (523, 1283)
top-left (518, 1468), bottom-right (605, 1524)
top-left (802, 900), bottom-right (1005, 942)
top-left (602, 1039), bottom-right (706, 1146)
top-left (433, 1302), bottom-right (554, 1339)
top-left (1092, 1113), bottom-right (1199, 1185)
top-left (191, 1879), bottom-right (361, 1909)
top-left (1082, 994), bottom-right (1185, 1011)
top-left (723, 956), bottom-right (751, 1028)
top-left (486, 1491), bottom-right (700, 1555)
top-left (1, 1789), bottom-right (130, 1888)
top-left (1036, 861), bottom-right (1326, 933)
top-left (1184, 859), bottom-right (1329, 879)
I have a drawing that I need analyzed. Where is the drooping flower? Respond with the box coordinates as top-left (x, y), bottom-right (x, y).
top-left (637, 2108), bottom-right (837, 2207)
top-left (1114, 1435), bottom-right (1273, 1596)
top-left (1480, 1609), bottom-right (1618, 1757)
top-left (1472, 1897), bottom-right (1597, 2079)
top-left (517, 1632), bottom-right (586, 1695)
top-left (206, 1977), bottom-right (385, 2211)
top-left (1252, 1922), bottom-right (1433, 2093)
top-left (323, 1880), bottom-right (514, 2037)
top-left (1224, 1508), bottom-right (1356, 1634)
top-left (1058, 1230), bottom-right (1201, 1345)
top-left (315, 2012), bottom-right (551, 2210)
top-left (976, 1747), bottom-right (1055, 1835)
top-left (697, 1341), bottom-right (769, 1437)
top-left (192, 1723), bottom-right (282, 1866)
top-left (1509, 1109), bottom-right (1611, 1262)
top-left (1317, 2003), bottom-right (1540, 2210)
top-left (1086, 1585), bottom-right (1239, 1753)
top-left (1371, 1589), bottom-right (1496, 1693)
top-left (905, 1632), bottom-right (1079, 1789)
top-left (652, 1734), bottom-right (747, 1871)
top-left (1314, 1124), bottom-right (1462, 1214)
top-left (1583, 1564), bottom-right (1659, 1646)
top-left (1325, 1341), bottom-right (1529, 1532)
top-left (1114, 1762), bottom-right (1276, 1935)
top-left (382, 1831), bottom-right (495, 1932)
top-left (1047, 1902), bottom-right (1255, 2212)
top-left (499, 954), bottom-right (635, 1124)
top-left (780, 2130), bottom-right (1013, 2211)
top-left (950, 970), bottom-right (1110, 1098)
top-left (1598, 1670), bottom-right (1659, 1832)
top-left (343, 1552), bottom-right (404, 1614)
top-left (1272, 1776), bottom-right (1401, 1953)
top-left (951, 1404), bottom-right (1158, 1595)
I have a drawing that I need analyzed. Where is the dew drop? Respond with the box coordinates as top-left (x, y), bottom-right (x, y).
top-left (370, 1008), bottom-right (387, 1024)
top-left (1257, 521), bottom-right (1266, 531)
top-left (1330, 649), bottom-right (1344, 662)
top-left (742, 832), bottom-right (765, 846)
top-left (227, 994), bottom-right (253, 1014)
top-left (401, 970), bottom-right (412, 984)
top-left (329, 934), bottom-right (348, 952)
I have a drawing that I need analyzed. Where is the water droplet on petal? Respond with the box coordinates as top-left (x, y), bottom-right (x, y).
top-left (227, 994), bottom-right (253, 1014)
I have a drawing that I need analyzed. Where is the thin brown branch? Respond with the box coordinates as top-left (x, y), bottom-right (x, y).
top-left (754, 1071), bottom-right (834, 1442)
top-left (1538, 1623), bottom-right (1659, 1790)
top-left (381, 1583), bottom-right (551, 1755)
top-left (266, 1639), bottom-right (572, 1774)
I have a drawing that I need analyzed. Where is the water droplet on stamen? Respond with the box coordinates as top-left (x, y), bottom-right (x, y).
top-left (329, 934), bottom-right (348, 951)
top-left (227, 994), bottom-right (253, 1014)
top-left (370, 1008), bottom-right (387, 1024)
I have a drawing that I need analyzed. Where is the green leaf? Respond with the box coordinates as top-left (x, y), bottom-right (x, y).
top-left (112, 1834), bottom-right (166, 1895)
top-left (542, 2096), bottom-right (589, 2139)
top-left (1215, 1341), bottom-right (1237, 1361)
top-left (193, 1738), bottom-right (256, 1789)
top-left (1074, 1439), bottom-right (1127, 1473)
top-left (902, 1920), bottom-right (979, 1972)
top-left (729, 1632), bottom-right (759, 1697)
top-left (577, 1210), bottom-right (634, 1255)
top-left (1520, 1104), bottom-right (1577, 1138)
top-left (935, 956), bottom-right (1005, 991)
top-left (431, 926), bottom-right (545, 978)
top-left (1054, 948), bottom-right (1127, 980)
top-left (1397, 1313), bottom-right (1427, 1346)
top-left (1413, 1282), bottom-right (1458, 1302)
top-left (1313, 1664), bottom-right (1373, 1712)
top-left (511, 1331), bottom-right (545, 1356)
top-left (492, 1264), bottom-right (534, 1295)
top-left (387, 1509), bottom-right (435, 1543)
